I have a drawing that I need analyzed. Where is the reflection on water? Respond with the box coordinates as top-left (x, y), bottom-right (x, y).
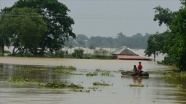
top-left (0, 58), bottom-right (186, 104)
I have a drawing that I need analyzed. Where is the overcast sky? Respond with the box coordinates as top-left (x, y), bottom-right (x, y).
top-left (0, 0), bottom-right (181, 37)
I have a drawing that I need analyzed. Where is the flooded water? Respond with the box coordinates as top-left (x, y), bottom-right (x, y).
top-left (0, 57), bottom-right (186, 104)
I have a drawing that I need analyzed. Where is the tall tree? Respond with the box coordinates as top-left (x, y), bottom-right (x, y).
top-left (168, 7), bottom-right (186, 70)
top-left (2, 0), bottom-right (75, 55)
top-left (151, 0), bottom-right (186, 70)
top-left (75, 34), bottom-right (88, 46)
top-left (145, 33), bottom-right (162, 61)
top-left (0, 7), bottom-right (47, 55)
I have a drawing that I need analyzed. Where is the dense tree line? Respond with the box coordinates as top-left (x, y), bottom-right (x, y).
top-left (145, 0), bottom-right (186, 71)
top-left (65, 33), bottom-right (150, 49)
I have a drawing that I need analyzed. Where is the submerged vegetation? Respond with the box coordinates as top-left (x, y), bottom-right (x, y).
top-left (93, 81), bottom-right (111, 86)
top-left (56, 65), bottom-right (76, 70)
top-left (129, 84), bottom-right (144, 87)
top-left (149, 70), bottom-right (186, 77)
top-left (86, 69), bottom-right (112, 76)
top-left (53, 65), bottom-right (79, 75)
top-left (8, 77), bottom-right (29, 82)
top-left (1, 64), bottom-right (186, 94)
top-left (0, 65), bottom-right (116, 93)
top-left (39, 81), bottom-right (84, 89)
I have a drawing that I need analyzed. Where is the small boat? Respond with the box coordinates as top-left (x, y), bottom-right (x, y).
top-left (121, 71), bottom-right (149, 77)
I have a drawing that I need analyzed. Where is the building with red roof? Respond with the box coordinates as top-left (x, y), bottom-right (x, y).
top-left (112, 46), bottom-right (151, 60)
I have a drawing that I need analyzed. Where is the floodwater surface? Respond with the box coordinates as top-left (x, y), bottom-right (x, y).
top-left (0, 57), bottom-right (186, 104)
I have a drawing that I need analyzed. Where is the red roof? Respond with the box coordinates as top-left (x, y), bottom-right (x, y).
top-left (117, 55), bottom-right (152, 60)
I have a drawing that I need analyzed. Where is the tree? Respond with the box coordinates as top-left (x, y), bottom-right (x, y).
top-left (2, 0), bottom-right (75, 55)
top-left (115, 32), bottom-right (129, 47)
top-left (151, 1), bottom-right (186, 70)
top-left (0, 29), bottom-right (10, 56)
top-left (75, 34), bottom-right (88, 47)
top-left (145, 33), bottom-right (162, 61)
top-left (153, 6), bottom-right (175, 26)
top-left (72, 48), bottom-right (84, 59)
top-left (94, 48), bottom-right (109, 56)
top-left (0, 7), bottom-right (47, 56)
top-left (168, 7), bottom-right (186, 70)
top-left (130, 33), bottom-right (145, 48)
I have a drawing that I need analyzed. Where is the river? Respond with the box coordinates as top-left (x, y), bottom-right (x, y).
top-left (0, 57), bottom-right (186, 104)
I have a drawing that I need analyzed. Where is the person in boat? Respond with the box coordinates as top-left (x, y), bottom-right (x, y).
top-left (137, 62), bottom-right (143, 75)
top-left (133, 65), bottom-right (138, 74)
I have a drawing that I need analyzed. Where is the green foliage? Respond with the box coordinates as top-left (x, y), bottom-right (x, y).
top-left (40, 81), bottom-right (84, 89)
top-left (44, 52), bottom-right (55, 58)
top-left (92, 48), bottom-right (112, 59)
top-left (72, 48), bottom-right (84, 58)
top-left (157, 56), bottom-right (174, 65)
top-left (69, 44), bottom-right (73, 48)
top-left (149, 70), bottom-right (186, 77)
top-left (0, 35), bottom-right (10, 56)
top-left (153, 6), bottom-right (174, 26)
top-left (1, 0), bottom-right (76, 56)
top-left (75, 34), bottom-right (88, 46)
top-left (55, 51), bottom-right (64, 58)
top-left (94, 48), bottom-right (109, 56)
top-left (0, 7), bottom-right (47, 56)
top-left (86, 69), bottom-right (112, 76)
top-left (67, 83), bottom-right (84, 89)
top-left (8, 77), bottom-right (28, 82)
top-left (150, 1), bottom-right (186, 70)
top-left (129, 84), bottom-right (144, 87)
top-left (168, 8), bottom-right (186, 70)
top-left (93, 81), bottom-right (111, 86)
top-left (4, 50), bottom-right (11, 55)
top-left (86, 72), bottom-right (98, 76)
top-left (91, 54), bottom-right (113, 59)
top-left (64, 54), bottom-right (73, 58)
top-left (100, 70), bottom-right (111, 76)
top-left (89, 45), bottom-right (95, 49)
top-left (44, 81), bottom-right (67, 88)
top-left (56, 65), bottom-right (76, 71)
top-left (53, 65), bottom-right (77, 75)
top-left (145, 32), bottom-right (163, 61)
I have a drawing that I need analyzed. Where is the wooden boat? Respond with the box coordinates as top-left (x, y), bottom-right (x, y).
top-left (121, 71), bottom-right (149, 77)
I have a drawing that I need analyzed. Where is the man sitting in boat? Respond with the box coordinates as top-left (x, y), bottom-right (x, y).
top-left (137, 62), bottom-right (143, 75)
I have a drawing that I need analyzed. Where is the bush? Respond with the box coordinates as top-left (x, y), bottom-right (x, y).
top-left (44, 52), bottom-right (55, 58)
top-left (89, 45), bottom-right (95, 49)
top-left (64, 54), bottom-right (73, 58)
top-left (94, 48), bottom-right (109, 56)
top-left (72, 48), bottom-right (84, 58)
top-left (55, 50), bottom-right (64, 58)
top-left (157, 56), bottom-right (174, 65)
top-left (91, 55), bottom-right (113, 59)
top-left (4, 50), bottom-right (11, 55)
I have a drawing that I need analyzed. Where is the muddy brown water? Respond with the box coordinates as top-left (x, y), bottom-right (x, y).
top-left (0, 57), bottom-right (186, 104)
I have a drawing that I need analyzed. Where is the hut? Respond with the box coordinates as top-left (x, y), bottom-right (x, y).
top-left (112, 46), bottom-right (151, 60)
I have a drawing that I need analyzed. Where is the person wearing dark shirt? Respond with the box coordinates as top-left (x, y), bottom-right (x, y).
top-left (133, 65), bottom-right (138, 74)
